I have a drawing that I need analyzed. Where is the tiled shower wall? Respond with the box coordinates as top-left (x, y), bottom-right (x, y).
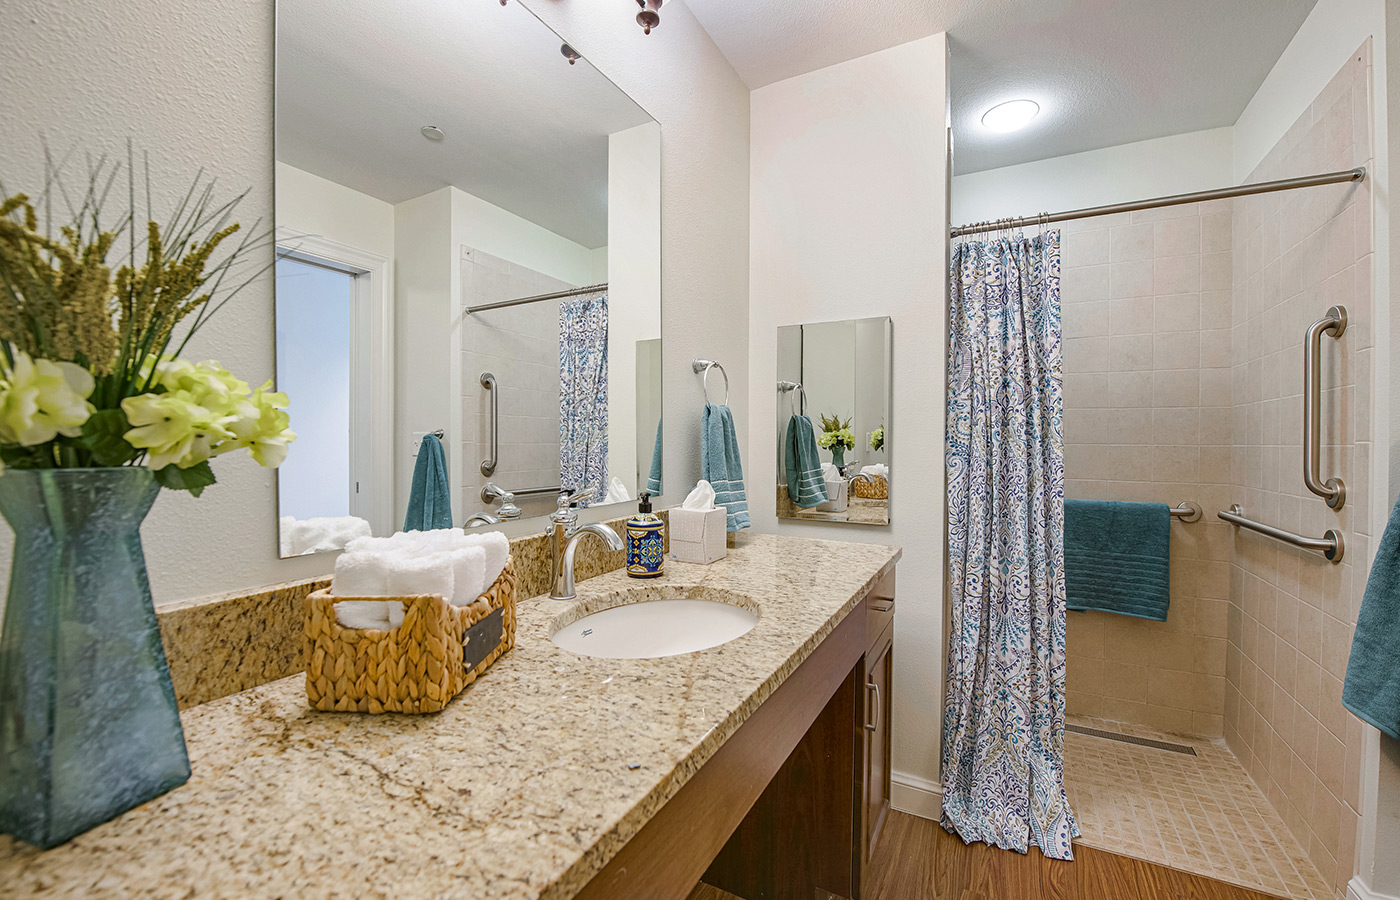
top-left (1059, 202), bottom-right (1235, 738)
top-left (1225, 45), bottom-right (1373, 898)
top-left (461, 247), bottom-right (566, 519)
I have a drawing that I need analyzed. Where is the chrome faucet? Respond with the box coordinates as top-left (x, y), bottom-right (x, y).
top-left (549, 487), bottom-right (622, 600)
top-left (551, 523), bottom-right (624, 600)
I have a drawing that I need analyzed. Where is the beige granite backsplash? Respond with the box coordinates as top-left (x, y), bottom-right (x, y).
top-left (159, 510), bottom-right (667, 709)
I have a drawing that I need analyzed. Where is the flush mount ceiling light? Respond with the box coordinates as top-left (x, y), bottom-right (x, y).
top-left (981, 99), bottom-right (1040, 133)
top-left (420, 125), bottom-right (445, 142)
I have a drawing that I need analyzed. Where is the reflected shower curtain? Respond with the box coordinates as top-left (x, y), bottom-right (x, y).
top-left (560, 294), bottom-right (609, 500)
top-left (941, 232), bottom-right (1078, 860)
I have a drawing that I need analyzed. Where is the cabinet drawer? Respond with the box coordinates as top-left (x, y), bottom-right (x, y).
top-left (866, 570), bottom-right (894, 650)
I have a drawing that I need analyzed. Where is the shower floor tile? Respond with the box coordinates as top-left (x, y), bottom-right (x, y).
top-left (1065, 715), bottom-right (1333, 900)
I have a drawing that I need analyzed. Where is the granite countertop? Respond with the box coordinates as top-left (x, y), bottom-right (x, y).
top-left (0, 533), bottom-right (900, 899)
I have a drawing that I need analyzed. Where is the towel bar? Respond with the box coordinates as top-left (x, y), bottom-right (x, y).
top-left (1169, 501), bottom-right (1201, 523)
top-left (1218, 504), bottom-right (1343, 563)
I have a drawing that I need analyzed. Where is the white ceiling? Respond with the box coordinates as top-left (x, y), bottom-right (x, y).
top-left (276, 0), bottom-right (655, 248)
top-left (683, 0), bottom-right (1318, 174)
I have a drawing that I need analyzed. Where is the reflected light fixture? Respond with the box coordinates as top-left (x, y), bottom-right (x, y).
top-left (636, 0), bottom-right (663, 34)
top-left (421, 125), bottom-right (445, 142)
top-left (981, 99), bottom-right (1040, 133)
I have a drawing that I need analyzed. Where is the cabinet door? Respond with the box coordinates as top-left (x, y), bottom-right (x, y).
top-left (862, 622), bottom-right (893, 868)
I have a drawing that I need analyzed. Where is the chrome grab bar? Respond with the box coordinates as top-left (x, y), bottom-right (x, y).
top-left (1303, 306), bottom-right (1346, 508)
top-left (1218, 504), bottom-right (1343, 563)
top-left (480, 372), bottom-right (498, 477)
top-left (1169, 501), bottom-right (1202, 522)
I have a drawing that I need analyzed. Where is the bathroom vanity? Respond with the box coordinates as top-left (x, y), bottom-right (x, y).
top-left (0, 534), bottom-right (899, 900)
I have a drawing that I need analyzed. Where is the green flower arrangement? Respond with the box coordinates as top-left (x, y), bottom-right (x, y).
top-left (0, 150), bottom-right (294, 495)
top-left (816, 413), bottom-right (855, 452)
top-left (869, 424), bottom-right (884, 452)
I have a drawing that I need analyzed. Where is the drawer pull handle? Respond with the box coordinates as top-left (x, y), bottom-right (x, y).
top-left (869, 599), bottom-right (894, 613)
top-left (865, 682), bottom-right (880, 732)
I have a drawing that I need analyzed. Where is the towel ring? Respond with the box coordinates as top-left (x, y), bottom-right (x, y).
top-left (693, 358), bottom-right (729, 406)
top-left (777, 380), bottom-right (806, 416)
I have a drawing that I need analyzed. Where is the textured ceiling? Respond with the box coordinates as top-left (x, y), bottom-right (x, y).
top-left (276, 0), bottom-right (654, 248)
top-left (683, 0), bottom-right (1318, 174)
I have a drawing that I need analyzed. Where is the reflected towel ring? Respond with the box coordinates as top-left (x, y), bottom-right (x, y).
top-left (777, 380), bottom-right (806, 416)
top-left (693, 358), bottom-right (729, 406)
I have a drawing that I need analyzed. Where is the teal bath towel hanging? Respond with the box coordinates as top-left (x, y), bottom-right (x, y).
top-left (784, 415), bottom-right (828, 508)
top-left (1064, 499), bottom-right (1172, 621)
top-left (1343, 493), bottom-right (1400, 741)
top-left (404, 432), bottom-right (453, 532)
top-left (702, 403), bottom-right (750, 532)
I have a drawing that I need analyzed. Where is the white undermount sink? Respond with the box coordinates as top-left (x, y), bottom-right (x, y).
top-left (550, 586), bottom-right (759, 659)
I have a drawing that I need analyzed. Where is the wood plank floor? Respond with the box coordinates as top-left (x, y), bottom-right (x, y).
top-left (690, 810), bottom-right (1289, 900)
top-left (863, 811), bottom-right (1289, 900)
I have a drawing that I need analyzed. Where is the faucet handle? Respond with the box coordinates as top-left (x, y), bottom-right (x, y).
top-left (558, 486), bottom-right (595, 509)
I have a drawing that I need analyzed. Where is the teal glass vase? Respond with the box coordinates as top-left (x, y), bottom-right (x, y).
top-left (0, 468), bottom-right (190, 848)
top-left (830, 445), bottom-right (846, 469)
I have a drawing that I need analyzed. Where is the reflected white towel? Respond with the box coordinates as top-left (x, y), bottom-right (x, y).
top-left (603, 476), bottom-right (631, 504)
top-left (284, 515), bottom-right (372, 556)
top-left (860, 464), bottom-right (889, 480)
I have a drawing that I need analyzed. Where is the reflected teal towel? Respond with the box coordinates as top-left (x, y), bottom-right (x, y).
top-left (647, 418), bottom-right (663, 496)
top-left (404, 433), bottom-right (453, 532)
top-left (1064, 499), bottom-right (1171, 621)
top-left (784, 415), bottom-right (828, 508)
top-left (702, 403), bottom-right (749, 532)
top-left (1344, 494), bottom-right (1400, 741)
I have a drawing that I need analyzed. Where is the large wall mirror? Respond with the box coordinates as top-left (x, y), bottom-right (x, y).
top-left (274, 0), bottom-right (661, 556)
top-left (776, 317), bottom-right (891, 526)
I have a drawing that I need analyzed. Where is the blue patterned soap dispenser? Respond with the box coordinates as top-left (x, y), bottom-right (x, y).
top-left (626, 492), bottom-right (665, 579)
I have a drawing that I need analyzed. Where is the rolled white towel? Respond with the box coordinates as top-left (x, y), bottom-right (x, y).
top-left (387, 600), bottom-right (407, 630)
top-left (445, 546), bottom-right (487, 605)
top-left (345, 534), bottom-right (393, 555)
top-left (332, 552), bottom-right (391, 596)
top-left (859, 464), bottom-right (889, 479)
top-left (384, 554), bottom-right (455, 602)
top-left (462, 532), bottom-right (510, 589)
top-left (334, 600), bottom-right (393, 631)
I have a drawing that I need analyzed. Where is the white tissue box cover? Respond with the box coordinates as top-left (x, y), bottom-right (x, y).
top-left (670, 507), bottom-right (727, 564)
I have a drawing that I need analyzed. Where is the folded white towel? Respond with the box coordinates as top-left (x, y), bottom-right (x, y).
top-left (332, 552), bottom-right (391, 596)
top-left (860, 464), bottom-right (889, 479)
top-left (462, 531), bottom-right (510, 589)
top-left (334, 600), bottom-right (393, 631)
top-left (445, 546), bottom-right (487, 605)
top-left (385, 554), bottom-right (455, 601)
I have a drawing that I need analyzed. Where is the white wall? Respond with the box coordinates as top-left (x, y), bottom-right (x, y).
top-left (606, 121), bottom-right (663, 498)
top-left (1234, 0), bottom-right (1386, 182)
top-left (0, 0), bottom-right (747, 604)
top-left (952, 127), bottom-right (1233, 225)
top-left (275, 162), bottom-right (395, 260)
top-left (749, 33), bottom-right (949, 812)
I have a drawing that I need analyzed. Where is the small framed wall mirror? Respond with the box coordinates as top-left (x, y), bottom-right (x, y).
top-left (273, 0), bottom-right (661, 557)
top-left (776, 317), bottom-right (892, 526)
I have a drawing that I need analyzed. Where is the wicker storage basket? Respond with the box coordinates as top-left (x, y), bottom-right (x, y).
top-left (304, 556), bottom-right (517, 713)
top-left (852, 475), bottom-right (889, 500)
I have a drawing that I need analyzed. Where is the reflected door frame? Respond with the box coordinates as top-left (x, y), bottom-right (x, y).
top-left (274, 227), bottom-right (395, 540)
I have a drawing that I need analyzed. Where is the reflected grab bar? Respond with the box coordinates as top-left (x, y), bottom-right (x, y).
top-left (480, 372), bottom-right (498, 477)
top-left (1218, 504), bottom-right (1343, 563)
top-left (1303, 306), bottom-right (1346, 508)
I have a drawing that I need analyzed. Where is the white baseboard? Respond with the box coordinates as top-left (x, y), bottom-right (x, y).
top-left (1349, 876), bottom-right (1400, 900)
top-left (891, 770), bottom-right (941, 821)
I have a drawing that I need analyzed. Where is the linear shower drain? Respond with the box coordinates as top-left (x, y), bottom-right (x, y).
top-left (1065, 723), bottom-right (1197, 755)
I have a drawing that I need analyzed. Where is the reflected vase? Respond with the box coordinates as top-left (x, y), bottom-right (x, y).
top-left (0, 468), bottom-right (190, 849)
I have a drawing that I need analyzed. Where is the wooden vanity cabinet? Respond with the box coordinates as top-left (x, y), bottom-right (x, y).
top-left (577, 567), bottom-right (897, 900)
top-left (860, 579), bottom-right (895, 881)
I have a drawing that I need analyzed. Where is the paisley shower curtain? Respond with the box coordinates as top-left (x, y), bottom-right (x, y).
top-left (941, 231), bottom-right (1078, 860)
top-left (559, 294), bottom-right (609, 501)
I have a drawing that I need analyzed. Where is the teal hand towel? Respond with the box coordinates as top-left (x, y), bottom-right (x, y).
top-left (702, 403), bottom-right (750, 532)
top-left (646, 418), bottom-right (663, 496)
top-left (784, 415), bottom-right (828, 508)
top-left (404, 433), bottom-right (453, 532)
top-left (1064, 499), bottom-right (1171, 621)
top-left (1343, 493), bottom-right (1400, 741)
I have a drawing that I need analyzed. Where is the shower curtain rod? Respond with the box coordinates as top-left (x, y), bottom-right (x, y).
top-left (465, 282), bottom-right (607, 314)
top-left (950, 167), bottom-right (1365, 238)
